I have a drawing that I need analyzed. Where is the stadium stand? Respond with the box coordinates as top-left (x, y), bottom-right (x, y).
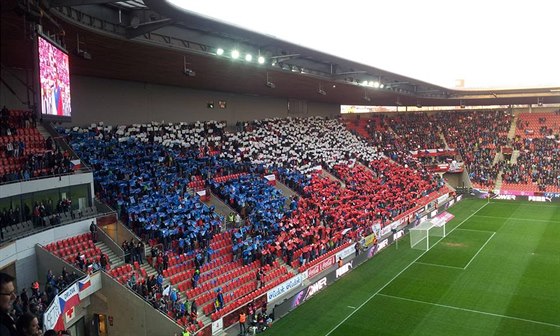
top-left (1, 107), bottom-right (73, 183)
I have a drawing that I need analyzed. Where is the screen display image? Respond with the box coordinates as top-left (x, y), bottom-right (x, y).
top-left (38, 36), bottom-right (71, 117)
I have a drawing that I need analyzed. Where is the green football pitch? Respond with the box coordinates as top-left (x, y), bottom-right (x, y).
top-left (263, 198), bottom-right (560, 336)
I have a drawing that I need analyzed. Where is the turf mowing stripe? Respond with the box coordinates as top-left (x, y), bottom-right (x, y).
top-left (463, 232), bottom-right (496, 269)
top-left (377, 293), bottom-right (560, 329)
top-left (323, 202), bottom-right (490, 336)
top-left (488, 201), bottom-right (560, 208)
top-left (414, 261), bottom-right (465, 270)
top-left (474, 215), bottom-right (560, 223)
top-left (455, 228), bottom-right (496, 233)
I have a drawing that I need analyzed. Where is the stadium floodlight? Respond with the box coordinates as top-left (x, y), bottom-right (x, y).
top-left (380, 83), bottom-right (385, 89)
top-left (245, 54), bottom-right (253, 62)
top-left (361, 80), bottom-right (369, 86)
top-left (410, 220), bottom-right (447, 250)
top-left (231, 50), bottom-right (240, 59)
top-left (216, 48), bottom-right (224, 56)
top-left (257, 56), bottom-right (265, 64)
top-left (373, 81), bottom-right (380, 88)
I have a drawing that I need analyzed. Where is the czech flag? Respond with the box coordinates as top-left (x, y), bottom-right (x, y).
top-left (58, 283), bottom-right (81, 314)
top-left (78, 276), bottom-right (91, 292)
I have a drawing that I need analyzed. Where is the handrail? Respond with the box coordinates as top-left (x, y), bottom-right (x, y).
top-left (0, 167), bottom-right (91, 186)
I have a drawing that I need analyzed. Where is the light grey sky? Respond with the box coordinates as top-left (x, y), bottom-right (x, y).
top-left (168, 0), bottom-right (560, 89)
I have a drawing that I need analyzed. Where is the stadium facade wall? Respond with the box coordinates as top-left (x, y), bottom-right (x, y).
top-left (35, 244), bottom-right (86, 292)
top-left (0, 218), bottom-right (95, 289)
top-left (69, 75), bottom-right (339, 126)
top-left (0, 68), bottom-right (33, 110)
top-left (87, 272), bottom-right (182, 336)
top-left (0, 172), bottom-right (94, 199)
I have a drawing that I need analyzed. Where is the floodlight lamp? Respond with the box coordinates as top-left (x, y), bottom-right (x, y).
top-left (257, 56), bottom-right (265, 64)
top-left (216, 48), bottom-right (224, 56)
top-left (245, 54), bottom-right (253, 62)
top-left (368, 81), bottom-right (374, 87)
top-left (373, 81), bottom-right (380, 88)
top-left (380, 84), bottom-right (385, 89)
top-left (231, 50), bottom-right (240, 59)
top-left (361, 80), bottom-right (368, 86)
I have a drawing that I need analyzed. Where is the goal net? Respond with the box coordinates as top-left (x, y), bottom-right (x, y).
top-left (410, 220), bottom-right (447, 250)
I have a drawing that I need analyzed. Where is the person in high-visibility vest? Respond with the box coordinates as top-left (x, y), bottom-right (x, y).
top-left (181, 326), bottom-right (190, 336)
top-left (239, 310), bottom-right (247, 335)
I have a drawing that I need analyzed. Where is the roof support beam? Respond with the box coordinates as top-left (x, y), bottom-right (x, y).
top-left (49, 0), bottom-right (115, 6)
top-left (126, 18), bottom-right (174, 39)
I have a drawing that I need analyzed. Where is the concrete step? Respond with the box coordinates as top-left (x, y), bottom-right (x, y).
top-left (508, 114), bottom-right (519, 140)
top-left (321, 169), bottom-right (345, 188)
top-left (510, 150), bottom-right (520, 164)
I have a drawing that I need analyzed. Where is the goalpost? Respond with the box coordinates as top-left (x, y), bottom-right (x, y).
top-left (410, 220), bottom-right (447, 250)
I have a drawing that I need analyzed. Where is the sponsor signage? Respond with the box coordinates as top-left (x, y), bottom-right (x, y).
top-left (336, 245), bottom-right (356, 261)
top-left (307, 255), bottom-right (336, 279)
top-left (431, 211), bottom-right (455, 227)
top-left (266, 273), bottom-right (306, 302)
top-left (528, 196), bottom-right (552, 202)
top-left (430, 210), bottom-right (438, 218)
top-left (336, 261), bottom-right (353, 278)
top-left (377, 239), bottom-right (389, 251)
top-left (495, 195), bottom-right (517, 200)
top-left (211, 318), bottom-right (223, 335)
top-left (306, 277), bottom-right (328, 299)
top-left (437, 194), bottom-right (449, 205)
top-left (393, 230), bottom-right (405, 241)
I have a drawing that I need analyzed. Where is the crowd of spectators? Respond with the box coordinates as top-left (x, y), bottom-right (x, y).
top-left (218, 117), bottom-right (380, 172)
top-left (64, 125), bottom-right (225, 255)
top-left (0, 269), bottom-right (79, 336)
top-left (502, 137), bottom-right (560, 191)
top-left (437, 110), bottom-right (512, 188)
top-left (515, 112), bottom-right (560, 139)
top-left (210, 174), bottom-right (289, 266)
top-left (386, 113), bottom-right (445, 150)
top-left (59, 115), bottom-right (450, 327)
top-left (1, 107), bottom-right (73, 184)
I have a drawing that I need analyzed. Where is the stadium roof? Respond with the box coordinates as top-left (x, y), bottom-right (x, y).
top-left (2, 0), bottom-right (559, 107)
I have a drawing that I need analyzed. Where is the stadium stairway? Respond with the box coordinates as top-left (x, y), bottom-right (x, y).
top-left (35, 123), bottom-right (51, 141)
top-left (494, 173), bottom-right (504, 192)
top-left (321, 169), bottom-right (346, 188)
top-left (207, 190), bottom-right (239, 219)
top-left (492, 151), bottom-right (504, 165)
top-left (95, 241), bottom-right (124, 269)
top-left (508, 113), bottom-right (519, 140)
top-left (510, 150), bottom-right (520, 164)
top-left (440, 132), bottom-right (450, 149)
top-left (273, 180), bottom-right (298, 208)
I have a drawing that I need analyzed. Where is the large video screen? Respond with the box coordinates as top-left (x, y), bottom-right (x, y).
top-left (38, 36), bottom-right (71, 117)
